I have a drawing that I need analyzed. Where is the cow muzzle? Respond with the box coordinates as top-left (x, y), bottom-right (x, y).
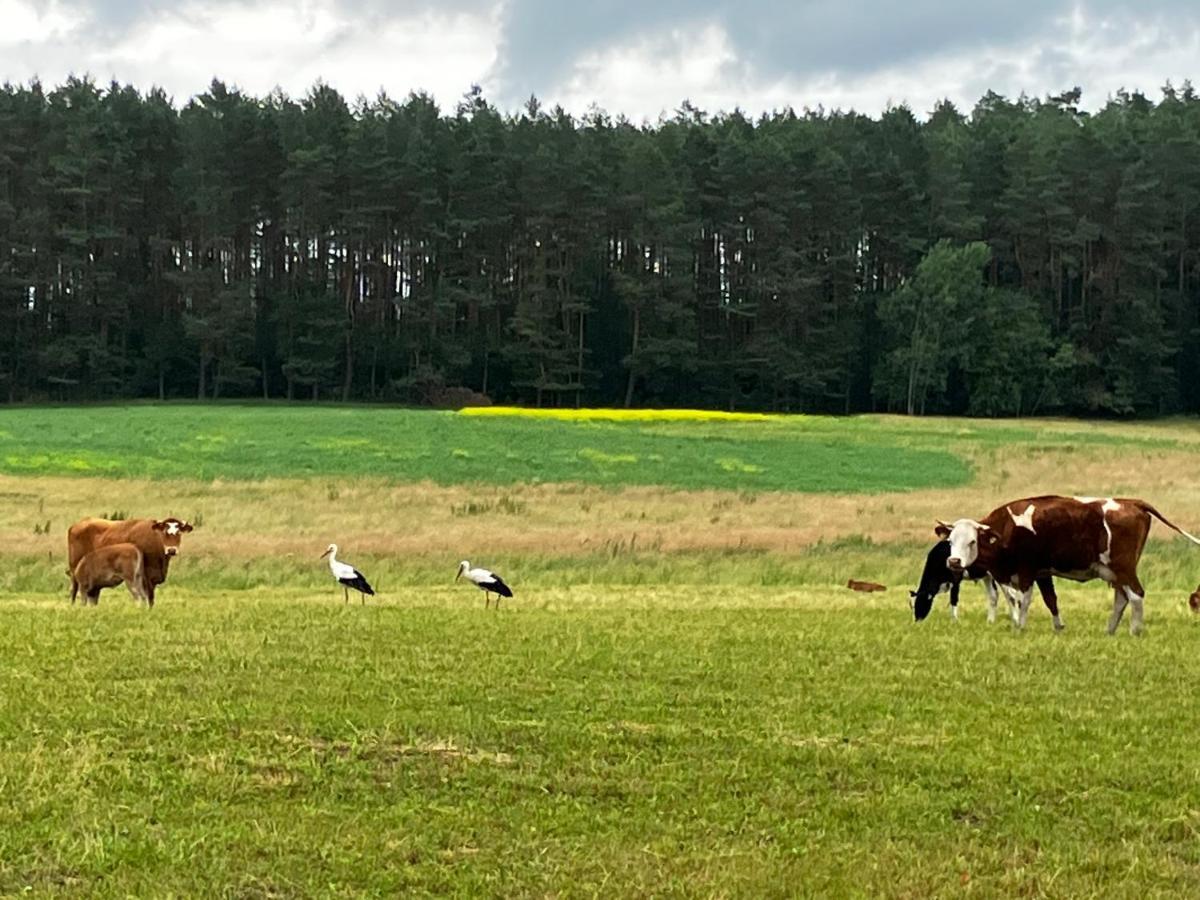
top-left (946, 557), bottom-right (964, 575)
top-left (165, 547), bottom-right (178, 557)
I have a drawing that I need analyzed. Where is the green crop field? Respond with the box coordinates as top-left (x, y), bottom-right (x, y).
top-left (2, 404), bottom-right (1200, 896)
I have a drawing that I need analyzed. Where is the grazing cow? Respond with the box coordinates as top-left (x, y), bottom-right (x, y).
top-left (910, 539), bottom-right (1060, 624)
top-left (940, 496), bottom-right (1200, 634)
top-left (67, 516), bottom-right (193, 604)
top-left (73, 543), bottom-right (151, 606)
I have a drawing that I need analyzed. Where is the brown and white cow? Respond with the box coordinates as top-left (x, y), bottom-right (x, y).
top-left (938, 495), bottom-right (1200, 634)
top-left (67, 517), bottom-right (193, 604)
top-left (73, 542), bottom-right (152, 606)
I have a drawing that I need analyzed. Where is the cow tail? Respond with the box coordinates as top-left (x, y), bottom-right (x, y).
top-left (1138, 501), bottom-right (1200, 546)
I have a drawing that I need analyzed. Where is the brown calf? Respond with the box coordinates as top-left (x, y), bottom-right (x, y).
top-left (939, 495), bottom-right (1200, 634)
top-left (73, 543), bottom-right (151, 606)
top-left (847, 579), bottom-right (887, 593)
top-left (67, 516), bottom-right (193, 604)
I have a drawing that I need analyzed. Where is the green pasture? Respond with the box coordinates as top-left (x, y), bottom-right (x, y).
top-left (0, 402), bottom-right (1032, 491)
top-left (2, 404), bottom-right (1200, 896)
top-left (2, 588), bottom-right (1200, 897)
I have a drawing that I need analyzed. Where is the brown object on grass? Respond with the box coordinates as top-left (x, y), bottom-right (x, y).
top-left (847, 579), bottom-right (886, 593)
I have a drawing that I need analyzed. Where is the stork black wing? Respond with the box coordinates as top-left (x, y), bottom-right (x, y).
top-left (487, 575), bottom-right (513, 598)
top-left (340, 571), bottom-right (375, 596)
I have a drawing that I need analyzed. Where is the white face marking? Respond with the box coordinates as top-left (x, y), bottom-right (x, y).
top-left (165, 521), bottom-right (180, 536)
top-left (946, 519), bottom-right (981, 568)
top-left (1009, 503), bottom-right (1037, 534)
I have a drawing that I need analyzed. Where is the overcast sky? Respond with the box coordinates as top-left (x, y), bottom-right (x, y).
top-left (3, 0), bottom-right (1200, 118)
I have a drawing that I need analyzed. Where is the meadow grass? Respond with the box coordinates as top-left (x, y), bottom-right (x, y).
top-left (0, 402), bottom-right (1116, 492)
top-left (2, 407), bottom-right (1200, 895)
top-left (3, 587), bottom-right (1200, 897)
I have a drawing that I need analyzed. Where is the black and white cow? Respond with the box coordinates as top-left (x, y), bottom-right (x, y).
top-left (910, 538), bottom-right (1059, 624)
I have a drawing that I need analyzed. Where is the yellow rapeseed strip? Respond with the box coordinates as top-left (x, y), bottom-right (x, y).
top-left (458, 406), bottom-right (784, 423)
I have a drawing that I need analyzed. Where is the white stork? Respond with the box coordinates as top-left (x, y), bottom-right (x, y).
top-left (456, 560), bottom-right (513, 609)
top-left (320, 544), bottom-right (376, 604)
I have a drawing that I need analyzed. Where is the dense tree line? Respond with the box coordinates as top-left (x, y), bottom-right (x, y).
top-left (1, 78), bottom-right (1199, 415)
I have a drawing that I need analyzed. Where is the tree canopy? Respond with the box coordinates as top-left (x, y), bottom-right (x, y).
top-left (1, 77), bottom-right (1199, 415)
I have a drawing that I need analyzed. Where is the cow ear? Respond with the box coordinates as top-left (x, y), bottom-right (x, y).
top-left (983, 531), bottom-right (998, 546)
top-left (181, 522), bottom-right (194, 533)
top-left (934, 520), bottom-right (951, 538)
top-left (151, 520), bottom-right (167, 532)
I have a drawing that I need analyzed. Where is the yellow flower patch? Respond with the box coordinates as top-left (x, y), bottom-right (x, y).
top-left (458, 406), bottom-right (782, 423)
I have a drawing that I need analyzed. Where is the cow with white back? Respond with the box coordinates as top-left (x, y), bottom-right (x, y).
top-left (910, 538), bottom-right (1059, 624)
top-left (939, 495), bottom-right (1200, 634)
top-left (67, 516), bottom-right (193, 604)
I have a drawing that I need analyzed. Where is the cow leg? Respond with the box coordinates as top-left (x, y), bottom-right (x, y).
top-left (949, 581), bottom-right (960, 621)
top-left (1037, 576), bottom-right (1063, 632)
top-left (984, 578), bottom-right (999, 624)
top-left (1127, 587), bottom-right (1145, 635)
top-left (1107, 586), bottom-right (1130, 635)
top-left (1125, 575), bottom-right (1147, 635)
top-left (1016, 588), bottom-right (1035, 629)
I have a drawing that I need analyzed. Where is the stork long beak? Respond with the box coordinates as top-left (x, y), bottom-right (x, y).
top-left (454, 571), bottom-right (462, 582)
top-left (319, 548), bottom-right (332, 559)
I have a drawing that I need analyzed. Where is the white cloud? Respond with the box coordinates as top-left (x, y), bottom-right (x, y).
top-left (0, 0), bottom-right (81, 48)
top-left (2, 0), bottom-right (503, 108)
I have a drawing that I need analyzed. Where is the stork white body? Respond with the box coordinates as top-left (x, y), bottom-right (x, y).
top-left (456, 560), bottom-right (513, 609)
top-left (320, 543), bottom-right (376, 604)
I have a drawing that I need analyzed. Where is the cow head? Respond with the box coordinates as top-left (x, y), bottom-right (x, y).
top-left (152, 517), bottom-right (194, 556)
top-left (939, 519), bottom-right (997, 574)
top-left (911, 539), bottom-right (954, 621)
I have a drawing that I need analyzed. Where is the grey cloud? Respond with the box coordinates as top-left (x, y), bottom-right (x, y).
top-left (494, 0), bottom-right (1200, 105)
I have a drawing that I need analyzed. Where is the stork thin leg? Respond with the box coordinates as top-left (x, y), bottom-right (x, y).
top-left (344, 587), bottom-right (348, 604)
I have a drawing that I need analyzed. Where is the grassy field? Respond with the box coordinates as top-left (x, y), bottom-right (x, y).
top-left (2, 405), bottom-right (1200, 896)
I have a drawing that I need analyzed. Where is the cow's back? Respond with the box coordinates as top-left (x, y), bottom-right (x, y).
top-left (984, 496), bottom-right (1109, 578)
top-left (68, 517), bottom-right (167, 577)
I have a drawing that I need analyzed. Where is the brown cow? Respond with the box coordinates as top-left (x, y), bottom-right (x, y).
top-left (73, 543), bottom-right (151, 606)
top-left (939, 495), bottom-right (1200, 634)
top-left (67, 517), bottom-right (193, 604)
